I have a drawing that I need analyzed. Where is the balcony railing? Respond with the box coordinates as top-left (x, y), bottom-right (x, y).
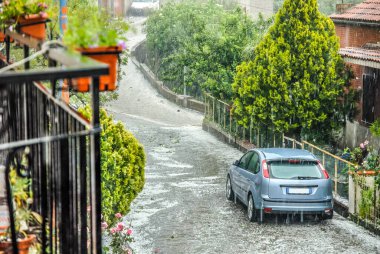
top-left (0, 29), bottom-right (106, 253)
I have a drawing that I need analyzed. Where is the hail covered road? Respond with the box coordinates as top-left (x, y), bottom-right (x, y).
top-left (106, 16), bottom-right (380, 254)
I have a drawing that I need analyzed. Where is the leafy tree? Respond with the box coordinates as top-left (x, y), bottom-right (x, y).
top-left (232, 0), bottom-right (356, 141)
top-left (80, 107), bottom-right (146, 225)
top-left (146, 0), bottom-right (272, 100)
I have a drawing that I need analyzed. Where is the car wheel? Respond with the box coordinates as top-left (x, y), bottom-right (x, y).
top-left (226, 176), bottom-right (234, 201)
top-left (247, 194), bottom-right (257, 222)
top-left (321, 210), bottom-right (333, 220)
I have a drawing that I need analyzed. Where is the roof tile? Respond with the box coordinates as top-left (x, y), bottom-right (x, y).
top-left (330, 0), bottom-right (380, 23)
top-left (339, 47), bottom-right (380, 63)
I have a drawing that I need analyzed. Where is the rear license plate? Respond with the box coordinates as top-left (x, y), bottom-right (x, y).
top-left (287, 188), bottom-right (311, 195)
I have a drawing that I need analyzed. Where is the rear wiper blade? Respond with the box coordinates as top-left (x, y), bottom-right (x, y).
top-left (293, 176), bottom-right (320, 180)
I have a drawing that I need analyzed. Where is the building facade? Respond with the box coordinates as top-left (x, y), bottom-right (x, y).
top-left (330, 0), bottom-right (380, 147)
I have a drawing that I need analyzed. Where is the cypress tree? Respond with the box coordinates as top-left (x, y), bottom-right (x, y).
top-left (232, 0), bottom-right (350, 140)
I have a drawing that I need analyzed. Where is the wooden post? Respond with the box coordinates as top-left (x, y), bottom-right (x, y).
top-left (249, 117), bottom-right (252, 144)
top-left (322, 153), bottom-right (325, 167)
top-left (223, 106), bottom-right (226, 129)
top-left (212, 98), bottom-right (215, 123)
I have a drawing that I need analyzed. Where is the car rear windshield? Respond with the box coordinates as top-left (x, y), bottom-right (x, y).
top-left (269, 160), bottom-right (322, 179)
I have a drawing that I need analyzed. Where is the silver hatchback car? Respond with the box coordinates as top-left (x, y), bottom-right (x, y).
top-left (226, 148), bottom-right (333, 222)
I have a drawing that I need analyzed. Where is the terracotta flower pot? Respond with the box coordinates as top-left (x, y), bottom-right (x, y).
top-left (17, 14), bottom-right (48, 40)
top-left (348, 170), bottom-right (379, 176)
top-left (0, 234), bottom-right (35, 254)
top-left (72, 46), bottom-right (122, 92)
top-left (0, 32), bottom-right (5, 43)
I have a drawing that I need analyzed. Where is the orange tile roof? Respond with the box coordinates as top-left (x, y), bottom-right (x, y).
top-left (330, 0), bottom-right (380, 23)
top-left (339, 47), bottom-right (380, 63)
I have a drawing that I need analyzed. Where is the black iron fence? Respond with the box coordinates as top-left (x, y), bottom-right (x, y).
top-left (0, 29), bottom-right (107, 253)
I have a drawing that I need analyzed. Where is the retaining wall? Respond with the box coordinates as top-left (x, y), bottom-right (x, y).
top-left (131, 41), bottom-right (205, 113)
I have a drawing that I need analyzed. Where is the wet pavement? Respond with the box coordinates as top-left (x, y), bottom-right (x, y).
top-left (106, 16), bottom-right (380, 254)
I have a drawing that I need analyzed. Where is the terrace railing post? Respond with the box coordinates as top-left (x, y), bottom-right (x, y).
top-left (91, 77), bottom-right (102, 254)
top-left (5, 35), bottom-right (10, 63)
top-left (5, 152), bottom-right (19, 254)
top-left (24, 45), bottom-right (30, 70)
top-left (48, 59), bottom-right (57, 98)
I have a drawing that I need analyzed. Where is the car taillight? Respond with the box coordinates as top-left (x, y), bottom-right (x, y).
top-left (262, 160), bottom-right (269, 178)
top-left (318, 162), bottom-right (329, 179)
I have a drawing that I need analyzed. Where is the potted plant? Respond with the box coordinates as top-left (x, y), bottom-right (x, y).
top-left (0, 0), bottom-right (49, 40)
top-left (0, 168), bottom-right (41, 254)
top-left (63, 2), bottom-right (128, 92)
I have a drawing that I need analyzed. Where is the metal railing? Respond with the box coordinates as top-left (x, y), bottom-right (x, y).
top-left (204, 93), bottom-right (354, 199)
top-left (0, 29), bottom-right (107, 253)
top-left (349, 173), bottom-right (380, 228)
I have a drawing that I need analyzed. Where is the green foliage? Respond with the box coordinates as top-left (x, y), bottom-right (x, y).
top-left (232, 0), bottom-right (356, 142)
top-left (359, 187), bottom-right (373, 219)
top-left (79, 107), bottom-right (146, 226)
top-left (146, 0), bottom-right (272, 100)
top-left (0, 0), bottom-right (49, 24)
top-left (370, 118), bottom-right (380, 137)
top-left (64, 0), bottom-right (129, 48)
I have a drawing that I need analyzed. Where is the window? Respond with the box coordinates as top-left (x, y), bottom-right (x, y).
top-left (362, 70), bottom-right (380, 125)
top-left (238, 152), bottom-right (253, 170)
top-left (269, 161), bottom-right (322, 179)
top-left (247, 153), bottom-right (260, 174)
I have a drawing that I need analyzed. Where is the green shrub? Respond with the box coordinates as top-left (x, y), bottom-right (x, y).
top-left (146, 0), bottom-right (272, 100)
top-left (80, 107), bottom-right (146, 225)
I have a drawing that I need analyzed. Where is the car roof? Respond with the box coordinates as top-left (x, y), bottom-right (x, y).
top-left (253, 148), bottom-right (317, 161)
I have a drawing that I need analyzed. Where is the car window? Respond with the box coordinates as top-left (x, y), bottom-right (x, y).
top-left (238, 152), bottom-right (253, 170)
top-left (247, 153), bottom-right (260, 174)
top-left (269, 161), bottom-right (323, 179)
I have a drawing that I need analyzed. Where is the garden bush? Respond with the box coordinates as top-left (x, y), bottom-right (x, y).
top-left (80, 107), bottom-right (146, 225)
top-left (145, 0), bottom-right (272, 101)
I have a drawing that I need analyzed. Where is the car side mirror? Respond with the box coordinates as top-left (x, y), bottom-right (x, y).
top-left (233, 160), bottom-right (239, 166)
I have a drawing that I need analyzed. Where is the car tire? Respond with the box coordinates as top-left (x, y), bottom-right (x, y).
top-left (321, 210), bottom-right (333, 220)
top-left (247, 194), bottom-right (258, 222)
top-left (226, 176), bottom-right (234, 201)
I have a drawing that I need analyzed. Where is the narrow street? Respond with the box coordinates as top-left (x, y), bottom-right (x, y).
top-left (106, 16), bottom-right (380, 254)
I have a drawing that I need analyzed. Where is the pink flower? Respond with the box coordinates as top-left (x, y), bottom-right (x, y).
top-left (101, 222), bottom-right (108, 229)
top-left (127, 229), bottom-right (132, 235)
top-left (127, 249), bottom-right (132, 254)
top-left (360, 143), bottom-right (365, 149)
top-left (117, 222), bottom-right (124, 231)
top-left (39, 12), bottom-right (48, 19)
top-left (117, 40), bottom-right (127, 50)
top-left (115, 213), bottom-right (122, 218)
top-left (110, 228), bottom-right (116, 234)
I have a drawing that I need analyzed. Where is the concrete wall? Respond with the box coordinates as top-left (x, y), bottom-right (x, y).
top-left (101, 0), bottom-right (132, 16)
top-left (235, 0), bottom-right (274, 18)
top-left (159, 0), bottom-right (274, 19)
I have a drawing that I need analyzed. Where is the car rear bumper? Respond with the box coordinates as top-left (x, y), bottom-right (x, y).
top-left (262, 198), bottom-right (333, 214)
